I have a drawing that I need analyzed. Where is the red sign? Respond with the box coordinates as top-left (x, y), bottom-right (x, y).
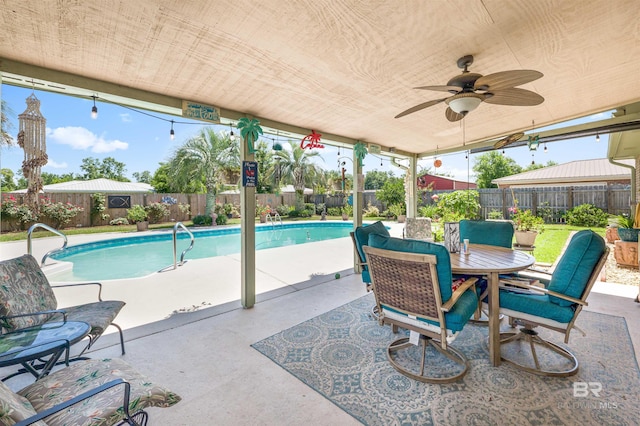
top-left (300, 130), bottom-right (324, 150)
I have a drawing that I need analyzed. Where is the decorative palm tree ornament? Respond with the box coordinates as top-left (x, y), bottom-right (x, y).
top-left (527, 120), bottom-right (539, 151)
top-left (237, 117), bottom-right (263, 154)
top-left (300, 130), bottom-right (324, 150)
top-left (353, 142), bottom-right (368, 167)
top-left (17, 93), bottom-right (48, 212)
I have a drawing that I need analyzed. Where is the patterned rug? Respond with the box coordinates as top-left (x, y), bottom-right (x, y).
top-left (252, 293), bottom-right (640, 425)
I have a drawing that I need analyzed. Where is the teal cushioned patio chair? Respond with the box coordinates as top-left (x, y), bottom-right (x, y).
top-left (364, 234), bottom-right (478, 383)
top-left (0, 254), bottom-right (126, 357)
top-left (350, 221), bottom-right (390, 290)
top-left (498, 230), bottom-right (608, 377)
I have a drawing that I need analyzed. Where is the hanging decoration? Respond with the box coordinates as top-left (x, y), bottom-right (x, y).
top-left (433, 146), bottom-right (442, 168)
top-left (18, 93), bottom-right (48, 212)
top-left (300, 130), bottom-right (324, 150)
top-left (237, 117), bottom-right (263, 154)
top-left (353, 142), bottom-right (368, 167)
top-left (527, 120), bottom-right (539, 151)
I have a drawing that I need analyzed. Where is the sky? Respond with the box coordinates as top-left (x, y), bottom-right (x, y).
top-left (0, 84), bottom-right (611, 184)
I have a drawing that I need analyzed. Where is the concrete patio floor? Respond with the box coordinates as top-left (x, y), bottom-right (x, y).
top-left (1, 223), bottom-right (638, 425)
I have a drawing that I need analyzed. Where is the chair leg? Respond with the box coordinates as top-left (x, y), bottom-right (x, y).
top-left (499, 327), bottom-right (579, 377)
top-left (78, 323), bottom-right (126, 356)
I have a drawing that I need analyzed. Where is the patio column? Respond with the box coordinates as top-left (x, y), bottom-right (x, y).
top-left (240, 123), bottom-right (256, 309)
top-left (353, 147), bottom-right (363, 272)
top-left (407, 155), bottom-right (418, 218)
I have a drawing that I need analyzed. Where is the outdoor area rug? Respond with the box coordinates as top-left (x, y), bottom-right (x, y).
top-left (251, 293), bottom-right (640, 425)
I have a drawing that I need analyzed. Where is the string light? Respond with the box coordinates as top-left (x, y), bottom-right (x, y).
top-left (91, 95), bottom-right (98, 119)
top-left (544, 143), bottom-right (548, 153)
top-left (596, 133), bottom-right (600, 143)
top-left (170, 120), bottom-right (175, 140)
top-left (229, 123), bottom-right (236, 141)
top-left (502, 149), bottom-right (505, 156)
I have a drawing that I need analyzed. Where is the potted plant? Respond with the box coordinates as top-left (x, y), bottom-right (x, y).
top-left (341, 204), bottom-right (353, 221)
top-left (388, 203), bottom-right (407, 223)
top-left (127, 205), bottom-right (149, 231)
top-left (256, 204), bottom-right (270, 223)
top-left (616, 214), bottom-right (639, 242)
top-left (510, 207), bottom-right (544, 247)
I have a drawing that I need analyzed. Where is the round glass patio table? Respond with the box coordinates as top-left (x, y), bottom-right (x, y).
top-left (449, 243), bottom-right (535, 367)
top-left (0, 321), bottom-right (91, 380)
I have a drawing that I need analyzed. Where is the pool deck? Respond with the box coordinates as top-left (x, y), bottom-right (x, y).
top-left (1, 222), bottom-right (639, 425)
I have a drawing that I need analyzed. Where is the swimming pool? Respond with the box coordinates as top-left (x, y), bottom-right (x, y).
top-left (48, 222), bottom-right (354, 281)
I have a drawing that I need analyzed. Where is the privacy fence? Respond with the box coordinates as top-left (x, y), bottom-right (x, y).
top-left (1, 184), bottom-right (632, 232)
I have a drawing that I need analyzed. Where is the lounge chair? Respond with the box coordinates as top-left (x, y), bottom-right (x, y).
top-left (0, 254), bottom-right (126, 357)
top-left (0, 358), bottom-right (181, 425)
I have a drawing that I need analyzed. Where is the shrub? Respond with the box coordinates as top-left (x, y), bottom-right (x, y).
top-left (1, 195), bottom-right (37, 230)
top-left (363, 202), bottom-right (380, 218)
top-left (304, 203), bottom-right (316, 214)
top-left (387, 203), bottom-right (405, 218)
top-left (275, 204), bottom-right (291, 216)
top-left (565, 204), bottom-right (608, 227)
top-left (146, 202), bottom-right (170, 224)
top-left (91, 193), bottom-right (110, 222)
top-left (126, 205), bottom-right (148, 223)
top-left (315, 203), bottom-right (326, 214)
top-left (289, 209), bottom-right (312, 218)
top-left (39, 198), bottom-right (84, 229)
top-left (109, 217), bottom-right (129, 226)
top-left (418, 204), bottom-right (438, 219)
top-left (178, 203), bottom-right (191, 217)
top-left (215, 214), bottom-right (228, 225)
top-left (436, 190), bottom-right (480, 220)
top-left (327, 207), bottom-right (341, 216)
top-left (487, 209), bottom-right (503, 220)
top-left (192, 214), bottom-right (213, 226)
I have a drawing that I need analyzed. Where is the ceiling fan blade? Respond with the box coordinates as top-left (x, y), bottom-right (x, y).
top-left (414, 85), bottom-right (461, 93)
top-left (445, 107), bottom-right (465, 122)
top-left (474, 70), bottom-right (543, 91)
top-left (395, 98), bottom-right (448, 119)
top-left (483, 88), bottom-right (544, 106)
top-left (494, 132), bottom-right (524, 149)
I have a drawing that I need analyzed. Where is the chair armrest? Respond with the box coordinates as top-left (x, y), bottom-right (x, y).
top-left (15, 379), bottom-right (133, 426)
top-left (51, 282), bottom-right (104, 301)
top-left (499, 281), bottom-right (586, 306)
top-left (1, 310), bottom-right (67, 333)
top-left (441, 277), bottom-right (478, 312)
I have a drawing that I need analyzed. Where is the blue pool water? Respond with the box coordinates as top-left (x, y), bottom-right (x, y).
top-left (49, 222), bottom-right (353, 281)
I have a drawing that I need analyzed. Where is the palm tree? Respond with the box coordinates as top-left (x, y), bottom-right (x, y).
top-left (274, 141), bottom-right (322, 209)
top-left (167, 127), bottom-right (239, 215)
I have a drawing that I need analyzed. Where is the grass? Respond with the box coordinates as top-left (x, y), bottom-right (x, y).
top-left (1, 219), bottom-right (606, 268)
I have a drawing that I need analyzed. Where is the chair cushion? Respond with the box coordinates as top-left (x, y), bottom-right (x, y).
top-left (547, 230), bottom-right (606, 307)
top-left (0, 380), bottom-right (46, 426)
top-left (56, 301), bottom-right (126, 338)
top-left (459, 220), bottom-right (514, 248)
top-left (499, 291), bottom-right (576, 324)
top-left (367, 234), bottom-right (453, 302)
top-left (18, 358), bottom-right (182, 426)
top-left (353, 221), bottom-right (390, 270)
top-left (0, 255), bottom-right (58, 331)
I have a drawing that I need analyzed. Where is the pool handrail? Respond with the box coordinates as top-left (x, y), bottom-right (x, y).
top-left (266, 212), bottom-right (282, 228)
top-left (173, 222), bottom-right (195, 269)
top-left (27, 223), bottom-right (68, 266)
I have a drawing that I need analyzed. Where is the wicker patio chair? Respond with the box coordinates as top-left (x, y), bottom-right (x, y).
top-left (498, 230), bottom-right (608, 377)
top-left (364, 236), bottom-right (478, 383)
top-left (0, 254), bottom-right (126, 357)
top-left (0, 358), bottom-right (181, 425)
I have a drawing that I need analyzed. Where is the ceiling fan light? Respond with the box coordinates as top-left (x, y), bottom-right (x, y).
top-left (447, 94), bottom-right (483, 114)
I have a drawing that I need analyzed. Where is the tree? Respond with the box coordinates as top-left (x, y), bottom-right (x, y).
top-left (1, 99), bottom-right (14, 146)
top-left (166, 127), bottom-right (239, 215)
top-left (132, 170), bottom-right (152, 184)
top-left (376, 177), bottom-right (405, 208)
top-left (523, 160), bottom-right (558, 172)
top-left (1, 168), bottom-right (16, 191)
top-left (364, 170), bottom-right (393, 190)
top-left (254, 140), bottom-right (275, 193)
top-left (79, 157), bottom-right (129, 181)
top-left (472, 151), bottom-right (523, 188)
top-left (41, 172), bottom-right (75, 185)
top-left (273, 141), bottom-right (321, 209)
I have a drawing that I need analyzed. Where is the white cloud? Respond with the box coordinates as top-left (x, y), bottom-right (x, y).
top-left (46, 126), bottom-right (129, 153)
top-left (120, 113), bottom-right (132, 123)
top-left (44, 159), bottom-right (68, 169)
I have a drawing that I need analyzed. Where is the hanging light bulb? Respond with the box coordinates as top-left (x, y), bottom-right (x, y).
top-left (544, 143), bottom-right (548, 153)
top-left (337, 146), bottom-right (340, 156)
top-left (170, 120), bottom-right (175, 140)
top-left (380, 156), bottom-right (383, 167)
top-left (502, 149), bottom-right (505, 156)
top-left (531, 153), bottom-right (535, 165)
top-left (596, 133), bottom-right (600, 143)
top-left (91, 95), bottom-right (98, 119)
top-left (229, 123), bottom-right (236, 141)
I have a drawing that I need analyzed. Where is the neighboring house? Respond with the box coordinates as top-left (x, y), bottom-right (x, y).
top-left (10, 178), bottom-right (153, 194)
top-left (491, 158), bottom-right (634, 188)
top-left (417, 173), bottom-right (477, 190)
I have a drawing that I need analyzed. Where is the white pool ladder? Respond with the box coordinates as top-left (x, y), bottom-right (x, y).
top-left (27, 223), bottom-right (68, 266)
top-left (172, 222), bottom-right (195, 269)
top-left (265, 212), bottom-right (282, 228)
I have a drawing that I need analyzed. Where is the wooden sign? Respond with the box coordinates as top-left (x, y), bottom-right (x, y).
top-left (181, 101), bottom-right (220, 123)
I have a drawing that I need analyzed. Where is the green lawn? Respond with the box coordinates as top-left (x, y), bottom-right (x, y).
top-left (526, 224), bottom-right (606, 264)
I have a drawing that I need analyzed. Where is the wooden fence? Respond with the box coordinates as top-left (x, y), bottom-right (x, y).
top-left (1, 184), bottom-right (633, 232)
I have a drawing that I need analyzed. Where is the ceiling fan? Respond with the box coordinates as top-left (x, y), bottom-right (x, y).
top-left (395, 55), bottom-right (544, 122)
